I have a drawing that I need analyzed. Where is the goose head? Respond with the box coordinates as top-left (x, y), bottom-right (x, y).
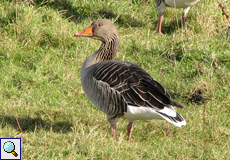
top-left (74, 19), bottom-right (119, 43)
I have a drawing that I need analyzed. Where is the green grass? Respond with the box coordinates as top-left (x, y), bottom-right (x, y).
top-left (0, 0), bottom-right (230, 159)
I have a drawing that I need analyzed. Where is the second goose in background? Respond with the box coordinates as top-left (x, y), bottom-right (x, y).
top-left (154, 0), bottom-right (200, 35)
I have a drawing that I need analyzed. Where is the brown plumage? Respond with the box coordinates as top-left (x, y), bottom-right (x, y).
top-left (74, 19), bottom-right (186, 140)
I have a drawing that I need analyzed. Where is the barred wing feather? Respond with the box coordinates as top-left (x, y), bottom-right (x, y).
top-left (93, 61), bottom-right (175, 110)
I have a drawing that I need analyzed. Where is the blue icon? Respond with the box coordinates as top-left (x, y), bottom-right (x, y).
top-left (3, 141), bottom-right (18, 157)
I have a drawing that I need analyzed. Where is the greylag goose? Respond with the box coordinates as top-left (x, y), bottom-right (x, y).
top-left (154, 0), bottom-right (200, 34)
top-left (74, 19), bottom-right (186, 140)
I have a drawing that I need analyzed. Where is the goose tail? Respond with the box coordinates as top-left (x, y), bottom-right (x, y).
top-left (156, 109), bottom-right (186, 127)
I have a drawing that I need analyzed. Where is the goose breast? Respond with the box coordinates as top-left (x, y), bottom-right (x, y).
top-left (164, 0), bottom-right (200, 8)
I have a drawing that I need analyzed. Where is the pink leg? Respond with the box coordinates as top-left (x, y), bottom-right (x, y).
top-left (182, 12), bottom-right (187, 26)
top-left (127, 122), bottom-right (134, 141)
top-left (157, 12), bottom-right (164, 35)
top-left (111, 124), bottom-right (117, 140)
top-left (182, 7), bottom-right (190, 26)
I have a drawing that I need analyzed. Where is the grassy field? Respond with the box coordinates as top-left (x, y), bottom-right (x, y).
top-left (0, 0), bottom-right (230, 159)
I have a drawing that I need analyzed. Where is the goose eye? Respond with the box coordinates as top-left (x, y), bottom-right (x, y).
top-left (97, 24), bottom-right (102, 27)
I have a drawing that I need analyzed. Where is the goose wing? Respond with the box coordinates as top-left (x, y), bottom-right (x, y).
top-left (93, 61), bottom-right (181, 110)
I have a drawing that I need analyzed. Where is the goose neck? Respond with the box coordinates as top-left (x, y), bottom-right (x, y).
top-left (96, 34), bottom-right (119, 62)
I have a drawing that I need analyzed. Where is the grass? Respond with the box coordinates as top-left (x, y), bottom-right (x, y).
top-left (0, 0), bottom-right (230, 159)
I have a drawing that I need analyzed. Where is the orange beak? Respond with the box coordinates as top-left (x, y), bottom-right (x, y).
top-left (74, 25), bottom-right (93, 37)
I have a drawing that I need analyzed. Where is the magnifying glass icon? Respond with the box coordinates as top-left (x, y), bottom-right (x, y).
top-left (3, 141), bottom-right (18, 157)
